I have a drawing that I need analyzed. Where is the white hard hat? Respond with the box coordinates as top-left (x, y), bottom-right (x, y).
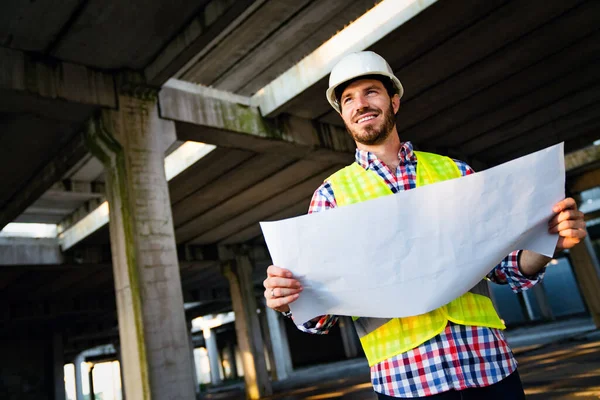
top-left (326, 51), bottom-right (404, 113)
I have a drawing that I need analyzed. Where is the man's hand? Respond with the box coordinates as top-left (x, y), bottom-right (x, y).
top-left (520, 197), bottom-right (586, 277)
top-left (549, 197), bottom-right (587, 251)
top-left (263, 265), bottom-right (303, 313)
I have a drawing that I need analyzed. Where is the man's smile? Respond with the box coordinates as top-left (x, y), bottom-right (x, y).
top-left (355, 113), bottom-right (378, 124)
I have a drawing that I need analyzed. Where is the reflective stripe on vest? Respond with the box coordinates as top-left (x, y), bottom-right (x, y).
top-left (327, 151), bottom-right (505, 366)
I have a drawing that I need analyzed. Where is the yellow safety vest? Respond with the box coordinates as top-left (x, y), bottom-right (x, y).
top-left (327, 151), bottom-right (505, 366)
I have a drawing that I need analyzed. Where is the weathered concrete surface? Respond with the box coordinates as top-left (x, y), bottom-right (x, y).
top-left (203, 328), bottom-right (223, 385)
top-left (569, 240), bottom-right (600, 328)
top-left (0, 132), bottom-right (89, 231)
top-left (0, 237), bottom-right (63, 265)
top-left (250, 0), bottom-right (439, 117)
top-left (264, 305), bottom-right (293, 381)
top-left (222, 254), bottom-right (271, 399)
top-left (145, 0), bottom-right (255, 86)
top-left (159, 80), bottom-right (354, 163)
top-left (86, 91), bottom-right (195, 400)
top-left (0, 47), bottom-right (116, 107)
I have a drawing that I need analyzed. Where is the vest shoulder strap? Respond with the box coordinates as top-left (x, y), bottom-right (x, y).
top-left (414, 151), bottom-right (462, 187)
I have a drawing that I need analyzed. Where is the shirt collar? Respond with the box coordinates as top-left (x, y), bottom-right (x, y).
top-left (355, 141), bottom-right (417, 170)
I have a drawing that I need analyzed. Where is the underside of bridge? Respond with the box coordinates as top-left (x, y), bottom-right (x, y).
top-left (1, 0), bottom-right (600, 399)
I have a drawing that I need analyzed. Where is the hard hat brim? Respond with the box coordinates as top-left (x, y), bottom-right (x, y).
top-left (326, 72), bottom-right (404, 113)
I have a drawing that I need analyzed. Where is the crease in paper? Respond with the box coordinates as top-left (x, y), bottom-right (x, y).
top-left (260, 143), bottom-right (565, 324)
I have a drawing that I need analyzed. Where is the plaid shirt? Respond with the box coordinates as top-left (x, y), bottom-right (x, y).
top-left (300, 141), bottom-right (544, 398)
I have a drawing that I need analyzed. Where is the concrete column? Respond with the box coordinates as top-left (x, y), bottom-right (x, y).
top-left (203, 328), bottom-right (222, 385)
top-left (222, 254), bottom-right (272, 399)
top-left (74, 353), bottom-right (85, 400)
top-left (339, 316), bottom-right (360, 359)
top-left (264, 306), bottom-right (293, 380)
top-left (85, 87), bottom-right (195, 400)
top-left (88, 363), bottom-right (96, 400)
top-left (569, 238), bottom-right (600, 328)
top-left (224, 342), bottom-right (238, 379)
top-left (532, 282), bottom-right (554, 321)
top-left (114, 345), bottom-right (126, 400)
top-left (257, 304), bottom-right (274, 376)
top-left (52, 332), bottom-right (66, 400)
top-left (188, 327), bottom-right (200, 395)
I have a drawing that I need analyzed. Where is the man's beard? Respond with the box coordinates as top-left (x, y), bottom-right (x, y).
top-left (344, 102), bottom-right (396, 146)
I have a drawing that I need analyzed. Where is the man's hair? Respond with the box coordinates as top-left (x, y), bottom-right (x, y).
top-left (334, 74), bottom-right (398, 106)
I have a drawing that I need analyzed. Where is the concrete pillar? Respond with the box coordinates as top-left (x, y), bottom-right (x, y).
top-left (521, 291), bottom-right (536, 321)
top-left (339, 316), bottom-right (360, 359)
top-left (203, 328), bottom-right (222, 385)
top-left (74, 353), bottom-right (85, 400)
top-left (224, 342), bottom-right (238, 379)
top-left (532, 282), bottom-right (554, 321)
top-left (222, 254), bottom-right (272, 399)
top-left (257, 304), bottom-right (274, 376)
top-left (52, 332), bottom-right (66, 400)
top-left (569, 238), bottom-right (600, 328)
top-left (88, 364), bottom-right (96, 400)
top-left (188, 326), bottom-right (200, 395)
top-left (115, 345), bottom-right (126, 400)
top-left (85, 87), bottom-right (195, 400)
top-left (264, 306), bottom-right (293, 380)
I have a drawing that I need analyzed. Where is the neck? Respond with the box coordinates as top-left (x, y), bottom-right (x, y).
top-left (356, 128), bottom-right (402, 170)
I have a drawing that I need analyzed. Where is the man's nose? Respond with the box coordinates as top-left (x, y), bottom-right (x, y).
top-left (354, 95), bottom-right (369, 111)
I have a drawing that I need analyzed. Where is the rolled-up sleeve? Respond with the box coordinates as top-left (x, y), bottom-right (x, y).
top-left (296, 315), bottom-right (339, 335)
top-left (487, 250), bottom-right (546, 293)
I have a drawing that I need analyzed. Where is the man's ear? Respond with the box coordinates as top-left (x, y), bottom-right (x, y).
top-left (392, 94), bottom-right (401, 114)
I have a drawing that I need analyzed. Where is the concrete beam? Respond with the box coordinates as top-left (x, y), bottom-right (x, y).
top-left (0, 46), bottom-right (116, 108)
top-left (569, 169), bottom-right (600, 194)
top-left (250, 0), bottom-right (439, 116)
top-left (159, 79), bottom-right (355, 163)
top-left (58, 140), bottom-right (215, 251)
top-left (0, 237), bottom-right (62, 265)
top-left (180, 0), bottom-right (313, 85)
top-left (0, 132), bottom-right (89, 231)
top-left (565, 144), bottom-right (600, 172)
top-left (144, 0), bottom-right (258, 86)
top-left (18, 181), bottom-right (105, 224)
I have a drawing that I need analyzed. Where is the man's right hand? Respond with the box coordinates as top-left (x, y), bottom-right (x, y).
top-left (263, 265), bottom-right (303, 313)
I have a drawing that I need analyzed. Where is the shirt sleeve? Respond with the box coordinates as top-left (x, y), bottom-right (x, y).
top-left (486, 250), bottom-right (546, 292)
top-left (455, 159), bottom-right (546, 292)
top-left (292, 182), bottom-right (339, 334)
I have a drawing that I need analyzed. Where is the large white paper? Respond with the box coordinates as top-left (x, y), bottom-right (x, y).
top-left (260, 143), bottom-right (565, 324)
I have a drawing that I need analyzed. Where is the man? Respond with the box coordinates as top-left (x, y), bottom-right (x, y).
top-left (263, 51), bottom-right (587, 399)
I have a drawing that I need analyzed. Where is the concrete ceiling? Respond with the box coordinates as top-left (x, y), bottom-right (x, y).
top-left (1, 0), bottom-right (600, 353)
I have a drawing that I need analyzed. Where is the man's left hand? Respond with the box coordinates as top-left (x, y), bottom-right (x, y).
top-left (549, 197), bottom-right (587, 251)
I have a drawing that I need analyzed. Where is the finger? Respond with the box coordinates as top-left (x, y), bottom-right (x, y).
top-left (548, 210), bottom-right (584, 229)
top-left (271, 287), bottom-right (303, 298)
top-left (557, 228), bottom-right (587, 239)
top-left (549, 219), bottom-right (582, 234)
top-left (267, 293), bottom-right (300, 310)
top-left (263, 276), bottom-right (302, 290)
top-left (553, 198), bottom-right (577, 213)
top-left (266, 265), bottom-right (293, 278)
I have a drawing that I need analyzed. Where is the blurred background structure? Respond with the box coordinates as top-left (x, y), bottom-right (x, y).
top-left (1, 0), bottom-right (599, 399)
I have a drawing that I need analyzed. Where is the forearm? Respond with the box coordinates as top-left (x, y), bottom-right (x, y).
top-left (488, 250), bottom-right (546, 292)
top-left (518, 250), bottom-right (551, 277)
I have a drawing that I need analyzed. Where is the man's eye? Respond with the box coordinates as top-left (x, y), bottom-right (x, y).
top-left (343, 97), bottom-right (352, 104)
